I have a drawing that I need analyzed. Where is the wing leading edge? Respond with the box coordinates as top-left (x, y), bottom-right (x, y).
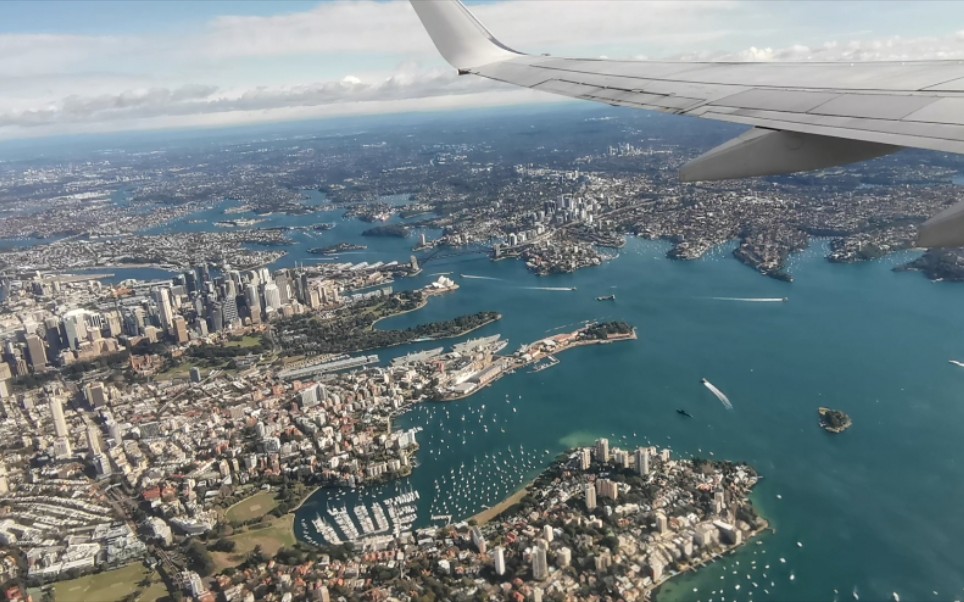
top-left (410, 0), bottom-right (964, 247)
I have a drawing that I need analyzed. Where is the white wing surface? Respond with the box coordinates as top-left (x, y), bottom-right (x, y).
top-left (410, 0), bottom-right (964, 246)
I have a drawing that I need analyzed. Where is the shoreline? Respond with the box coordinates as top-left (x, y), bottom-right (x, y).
top-left (468, 483), bottom-right (533, 526)
top-left (437, 328), bottom-right (636, 402)
top-left (652, 520), bottom-right (773, 601)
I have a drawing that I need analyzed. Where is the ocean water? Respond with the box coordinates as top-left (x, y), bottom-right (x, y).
top-left (290, 226), bottom-right (964, 602)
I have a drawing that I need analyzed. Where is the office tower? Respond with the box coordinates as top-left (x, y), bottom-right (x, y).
top-left (84, 382), bottom-right (107, 408)
top-left (172, 315), bottom-right (189, 344)
top-left (44, 317), bottom-right (63, 352)
top-left (207, 302), bottom-right (224, 332)
top-left (154, 288), bottom-right (174, 331)
top-left (221, 296), bottom-right (240, 329)
top-left (263, 283), bottom-right (282, 311)
top-left (62, 313), bottom-right (87, 350)
top-left (23, 334), bottom-right (46, 371)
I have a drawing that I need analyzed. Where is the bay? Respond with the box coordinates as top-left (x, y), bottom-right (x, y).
top-left (292, 228), bottom-right (964, 602)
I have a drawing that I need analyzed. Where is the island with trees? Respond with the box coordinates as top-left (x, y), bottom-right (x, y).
top-left (818, 407), bottom-right (853, 433)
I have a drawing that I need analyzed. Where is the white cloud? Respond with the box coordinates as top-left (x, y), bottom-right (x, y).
top-left (1, 0), bottom-right (964, 140)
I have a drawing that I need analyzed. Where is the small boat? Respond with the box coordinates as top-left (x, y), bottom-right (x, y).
top-left (596, 294), bottom-right (616, 301)
top-left (677, 408), bottom-right (693, 418)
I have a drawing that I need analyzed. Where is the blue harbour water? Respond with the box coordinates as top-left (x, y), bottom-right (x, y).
top-left (278, 220), bottom-right (964, 602)
top-left (112, 186), bottom-right (964, 600)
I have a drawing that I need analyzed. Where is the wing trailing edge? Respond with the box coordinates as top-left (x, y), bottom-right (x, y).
top-left (679, 128), bottom-right (898, 182)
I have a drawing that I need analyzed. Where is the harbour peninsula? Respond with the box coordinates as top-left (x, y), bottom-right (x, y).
top-left (207, 440), bottom-right (766, 602)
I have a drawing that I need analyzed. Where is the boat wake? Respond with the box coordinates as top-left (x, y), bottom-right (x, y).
top-left (523, 286), bottom-right (576, 292)
top-left (461, 274), bottom-right (501, 281)
top-left (949, 360), bottom-right (964, 368)
top-left (702, 379), bottom-right (734, 410)
top-left (710, 297), bottom-right (788, 303)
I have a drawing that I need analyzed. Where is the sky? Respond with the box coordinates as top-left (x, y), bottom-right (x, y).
top-left (1, 0), bottom-right (964, 142)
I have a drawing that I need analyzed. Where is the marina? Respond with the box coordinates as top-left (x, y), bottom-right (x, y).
top-left (303, 488), bottom-right (422, 549)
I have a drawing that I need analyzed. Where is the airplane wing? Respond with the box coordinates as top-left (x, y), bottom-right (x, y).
top-left (410, 0), bottom-right (964, 247)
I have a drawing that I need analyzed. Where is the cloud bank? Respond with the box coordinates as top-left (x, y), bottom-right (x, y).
top-left (1, 0), bottom-right (963, 140)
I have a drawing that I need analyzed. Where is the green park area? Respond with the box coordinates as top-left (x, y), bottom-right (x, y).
top-left (224, 490), bottom-right (279, 524)
top-left (53, 562), bottom-right (168, 602)
top-left (211, 514), bottom-right (296, 572)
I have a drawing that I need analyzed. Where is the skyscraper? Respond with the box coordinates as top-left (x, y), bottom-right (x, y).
top-left (23, 334), bottom-right (46, 371)
top-left (636, 447), bottom-right (650, 476)
top-left (154, 287), bottom-right (174, 332)
top-left (263, 283), bottom-right (282, 311)
top-left (172, 315), bottom-right (189, 344)
top-left (62, 312), bottom-right (87, 351)
top-left (221, 295), bottom-right (240, 329)
top-left (580, 447), bottom-right (591, 470)
top-left (493, 546), bottom-right (506, 576)
top-left (585, 483), bottom-right (597, 511)
top-left (532, 546), bottom-right (548, 581)
top-left (595, 438), bottom-right (609, 463)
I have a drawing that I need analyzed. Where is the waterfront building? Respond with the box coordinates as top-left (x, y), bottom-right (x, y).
top-left (470, 526), bottom-right (486, 554)
top-left (595, 438), bottom-right (610, 463)
top-left (580, 447), bottom-right (591, 470)
top-left (636, 447), bottom-right (650, 476)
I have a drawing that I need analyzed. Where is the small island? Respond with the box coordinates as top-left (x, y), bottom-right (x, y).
top-left (818, 407), bottom-right (853, 433)
top-left (307, 242), bottom-right (367, 255)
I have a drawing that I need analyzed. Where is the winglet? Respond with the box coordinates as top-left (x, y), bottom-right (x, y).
top-left (410, 0), bottom-right (521, 72)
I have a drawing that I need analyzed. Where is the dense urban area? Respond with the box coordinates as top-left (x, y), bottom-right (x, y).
top-left (0, 105), bottom-right (961, 601)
